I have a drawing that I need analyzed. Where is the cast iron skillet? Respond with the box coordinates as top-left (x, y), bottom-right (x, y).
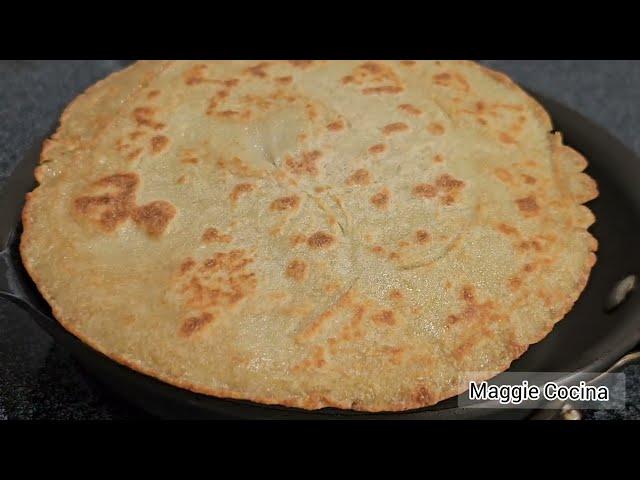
top-left (1, 93), bottom-right (639, 419)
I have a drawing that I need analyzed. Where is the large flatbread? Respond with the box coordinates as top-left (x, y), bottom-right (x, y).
top-left (20, 61), bottom-right (598, 411)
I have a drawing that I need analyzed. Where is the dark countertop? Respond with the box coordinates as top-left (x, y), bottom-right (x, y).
top-left (1, 60), bottom-right (639, 420)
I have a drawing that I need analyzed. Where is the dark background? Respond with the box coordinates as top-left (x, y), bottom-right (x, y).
top-left (0, 60), bottom-right (638, 420)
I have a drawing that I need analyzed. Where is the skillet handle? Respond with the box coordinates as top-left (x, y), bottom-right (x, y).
top-left (0, 248), bottom-right (62, 342)
top-left (530, 349), bottom-right (640, 420)
top-left (0, 160), bottom-right (29, 297)
top-left (0, 138), bottom-right (43, 290)
top-left (0, 248), bottom-right (31, 309)
top-left (0, 249), bottom-right (18, 300)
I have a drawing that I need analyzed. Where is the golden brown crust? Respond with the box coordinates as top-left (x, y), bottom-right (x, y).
top-left (21, 60), bottom-right (598, 412)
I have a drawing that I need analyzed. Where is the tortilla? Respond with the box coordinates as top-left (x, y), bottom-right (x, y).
top-left (20, 61), bottom-right (598, 411)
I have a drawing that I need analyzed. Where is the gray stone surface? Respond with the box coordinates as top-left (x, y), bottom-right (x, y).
top-left (0, 60), bottom-right (638, 420)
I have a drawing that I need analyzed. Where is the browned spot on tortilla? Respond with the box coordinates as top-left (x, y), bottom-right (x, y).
top-left (307, 231), bottom-right (335, 249)
top-left (241, 93), bottom-right (274, 111)
top-left (454, 73), bottom-right (470, 92)
top-left (499, 132), bottom-right (517, 144)
top-left (114, 138), bottom-right (129, 152)
top-left (433, 72), bottom-right (470, 92)
top-left (325, 282), bottom-right (342, 296)
top-left (446, 286), bottom-right (502, 340)
top-left (440, 194), bottom-right (455, 205)
top-left (334, 327), bottom-right (361, 351)
top-left (537, 289), bottom-right (553, 307)
top-left (372, 310), bottom-right (396, 326)
top-left (435, 174), bottom-right (465, 205)
top-left (368, 143), bottom-right (387, 154)
top-left (129, 131), bottom-right (145, 140)
top-left (126, 148), bottom-right (143, 162)
top-left (362, 85), bottom-right (403, 95)
top-left (370, 188), bottom-right (390, 209)
top-left (180, 258), bottom-right (196, 274)
top-left (382, 122), bottom-right (409, 135)
top-left (285, 259), bottom-right (308, 282)
top-left (436, 174), bottom-right (465, 191)
top-left (219, 110), bottom-right (240, 118)
top-left (412, 183), bottom-right (437, 199)
top-left (427, 122), bottom-right (445, 135)
top-left (341, 62), bottom-right (404, 96)
top-left (508, 277), bottom-right (522, 291)
top-left (147, 90), bottom-right (160, 99)
top-left (388, 251), bottom-right (400, 260)
top-left (433, 154), bottom-right (444, 163)
top-left (131, 201), bottom-right (177, 236)
top-left (389, 289), bottom-right (404, 300)
top-left (133, 107), bottom-right (164, 130)
top-left (290, 234), bottom-right (307, 246)
top-left (180, 312), bottom-right (214, 337)
top-left (270, 195), bottom-right (300, 211)
top-left (285, 150), bottom-right (323, 176)
top-left (496, 223), bottom-right (519, 236)
top-left (522, 174), bottom-right (537, 184)
top-left (183, 64), bottom-right (208, 85)
top-left (516, 195), bottom-right (540, 216)
top-left (461, 285), bottom-right (475, 303)
top-left (217, 156), bottom-right (263, 178)
top-left (178, 250), bottom-right (257, 313)
top-left (327, 119), bottom-right (345, 131)
top-left (288, 60), bottom-right (314, 68)
top-left (150, 135), bottom-right (170, 154)
top-left (297, 309), bottom-right (336, 343)
top-left (398, 103), bottom-right (422, 116)
top-left (517, 240), bottom-right (542, 252)
top-left (433, 72), bottom-right (452, 84)
top-left (202, 228), bottom-right (232, 244)
top-left (305, 103), bottom-right (318, 120)
top-left (292, 346), bottom-right (327, 372)
top-left (400, 60), bottom-right (416, 66)
top-left (494, 168), bottom-right (513, 183)
top-left (447, 286), bottom-right (484, 326)
top-left (371, 246), bottom-right (385, 255)
top-left (345, 168), bottom-right (372, 186)
top-left (416, 230), bottom-right (431, 244)
top-left (181, 157), bottom-right (198, 164)
top-left (73, 173), bottom-right (139, 232)
top-left (360, 62), bottom-right (385, 74)
top-left (413, 386), bottom-right (434, 405)
top-left (245, 62), bottom-right (270, 78)
top-left (275, 75), bottom-right (293, 85)
top-left (377, 345), bottom-right (404, 365)
top-left (206, 98), bottom-right (219, 115)
top-left (230, 183), bottom-right (255, 203)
